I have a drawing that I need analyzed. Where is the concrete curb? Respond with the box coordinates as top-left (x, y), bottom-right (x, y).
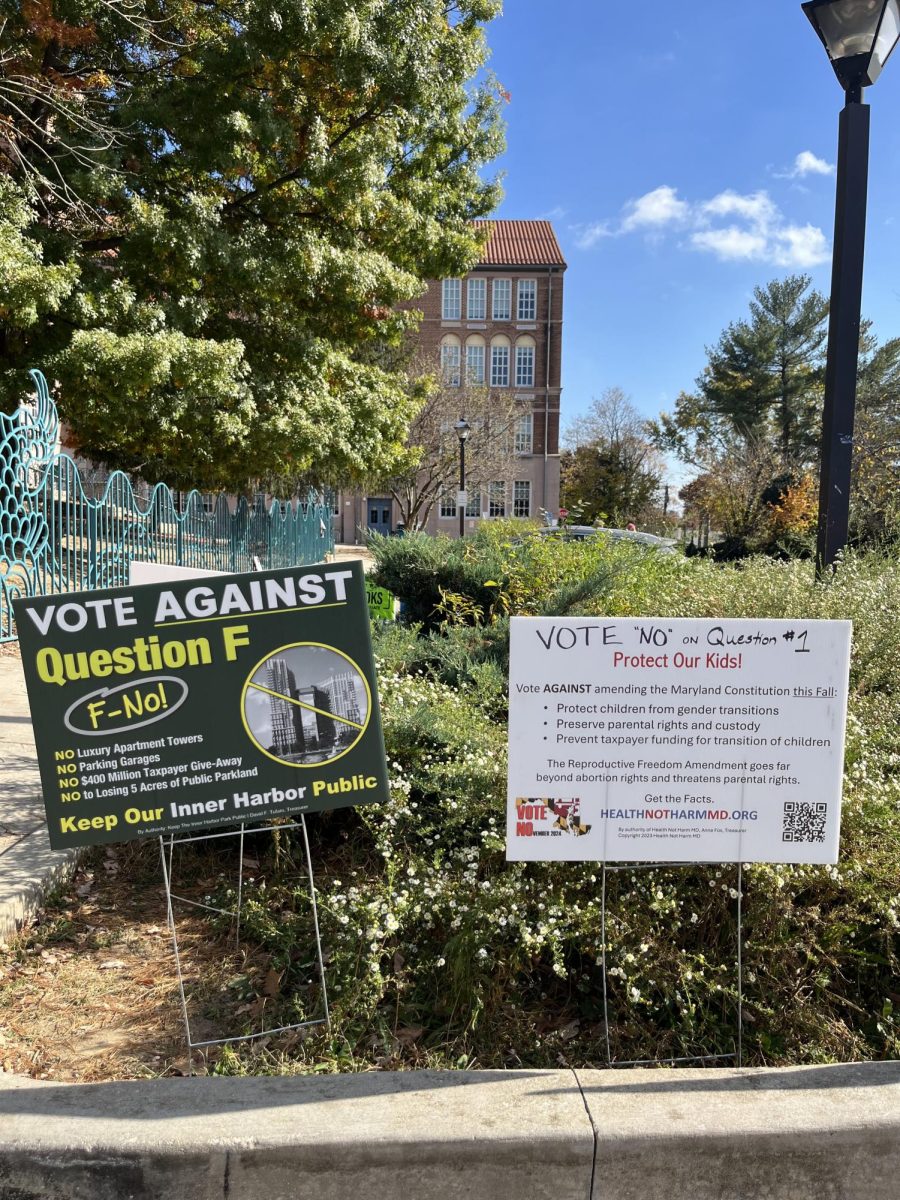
top-left (1, 1062), bottom-right (899, 1199)
top-left (578, 1061), bottom-right (900, 1200)
top-left (0, 1070), bottom-right (593, 1200)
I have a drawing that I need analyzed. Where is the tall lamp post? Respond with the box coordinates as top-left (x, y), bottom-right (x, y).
top-left (454, 417), bottom-right (471, 539)
top-left (802, 0), bottom-right (900, 576)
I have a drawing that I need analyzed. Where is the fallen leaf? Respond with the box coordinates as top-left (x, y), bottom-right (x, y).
top-left (395, 1026), bottom-right (424, 1044)
top-left (263, 968), bottom-right (282, 997)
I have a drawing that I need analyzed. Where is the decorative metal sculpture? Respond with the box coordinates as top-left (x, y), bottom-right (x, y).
top-left (0, 371), bottom-right (334, 642)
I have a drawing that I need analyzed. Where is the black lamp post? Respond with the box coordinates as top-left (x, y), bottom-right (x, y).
top-left (802, 0), bottom-right (900, 575)
top-left (454, 417), bottom-right (471, 539)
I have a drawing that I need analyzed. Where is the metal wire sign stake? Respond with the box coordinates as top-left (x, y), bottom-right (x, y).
top-left (599, 859), bottom-right (743, 1069)
top-left (159, 817), bottom-right (331, 1068)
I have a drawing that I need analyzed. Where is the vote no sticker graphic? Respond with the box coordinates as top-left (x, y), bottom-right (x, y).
top-left (241, 642), bottom-right (372, 767)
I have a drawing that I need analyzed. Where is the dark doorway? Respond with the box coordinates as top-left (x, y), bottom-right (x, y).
top-left (366, 498), bottom-right (393, 536)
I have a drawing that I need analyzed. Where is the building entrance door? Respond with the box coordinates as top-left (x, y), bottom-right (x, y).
top-left (366, 498), bottom-right (393, 536)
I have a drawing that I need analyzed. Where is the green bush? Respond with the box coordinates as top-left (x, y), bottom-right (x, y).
top-left (211, 547), bottom-right (900, 1075)
top-left (367, 531), bottom-right (511, 628)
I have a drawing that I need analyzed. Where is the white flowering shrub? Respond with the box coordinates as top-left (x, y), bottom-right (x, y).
top-left (219, 547), bottom-right (900, 1072)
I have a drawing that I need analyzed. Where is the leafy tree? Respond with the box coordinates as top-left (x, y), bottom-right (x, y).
top-left (0, 0), bottom-right (505, 490)
top-left (561, 388), bottom-right (663, 525)
top-left (677, 435), bottom-right (791, 558)
top-left (372, 368), bottom-right (519, 530)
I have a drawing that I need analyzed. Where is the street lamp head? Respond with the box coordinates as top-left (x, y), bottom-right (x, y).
top-left (803, 0), bottom-right (900, 92)
top-left (454, 417), bottom-right (471, 443)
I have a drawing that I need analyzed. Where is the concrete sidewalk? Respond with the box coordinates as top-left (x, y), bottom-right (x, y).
top-left (0, 648), bottom-right (76, 942)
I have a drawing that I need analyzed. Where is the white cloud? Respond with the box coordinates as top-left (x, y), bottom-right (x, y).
top-left (793, 150), bottom-right (834, 177)
top-left (698, 190), bottom-right (777, 228)
top-left (573, 221), bottom-right (613, 249)
top-left (690, 227), bottom-right (769, 261)
top-left (774, 150), bottom-right (835, 179)
top-left (770, 224), bottom-right (830, 268)
top-left (579, 183), bottom-right (831, 268)
top-left (621, 185), bottom-right (689, 232)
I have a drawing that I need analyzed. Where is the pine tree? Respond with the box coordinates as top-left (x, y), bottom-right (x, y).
top-left (701, 275), bottom-right (828, 464)
top-left (651, 275), bottom-right (828, 469)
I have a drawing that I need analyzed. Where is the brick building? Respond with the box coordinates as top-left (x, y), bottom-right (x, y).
top-left (335, 219), bottom-right (566, 541)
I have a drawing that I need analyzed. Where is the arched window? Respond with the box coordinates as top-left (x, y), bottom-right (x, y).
top-left (515, 336), bottom-right (536, 388)
top-left (465, 335), bottom-right (486, 385)
top-left (440, 335), bottom-right (461, 387)
top-left (490, 335), bottom-right (511, 388)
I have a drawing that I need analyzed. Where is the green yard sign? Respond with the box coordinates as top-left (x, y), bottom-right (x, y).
top-left (365, 580), bottom-right (396, 621)
top-left (13, 561), bottom-right (389, 850)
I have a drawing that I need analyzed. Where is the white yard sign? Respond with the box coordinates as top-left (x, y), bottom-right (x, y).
top-left (507, 617), bottom-right (852, 865)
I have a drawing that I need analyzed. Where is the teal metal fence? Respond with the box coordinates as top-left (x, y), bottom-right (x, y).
top-left (0, 370), bottom-right (334, 643)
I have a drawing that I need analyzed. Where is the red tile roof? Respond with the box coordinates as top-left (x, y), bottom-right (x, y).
top-left (473, 220), bottom-right (566, 268)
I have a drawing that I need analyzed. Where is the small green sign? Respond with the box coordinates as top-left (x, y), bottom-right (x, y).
top-left (365, 580), bottom-right (396, 621)
top-left (14, 561), bottom-right (389, 849)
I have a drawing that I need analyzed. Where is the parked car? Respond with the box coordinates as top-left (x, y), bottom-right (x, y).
top-left (536, 526), bottom-right (679, 553)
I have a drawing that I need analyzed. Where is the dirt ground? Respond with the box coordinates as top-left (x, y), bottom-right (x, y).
top-left (0, 838), bottom-right (306, 1082)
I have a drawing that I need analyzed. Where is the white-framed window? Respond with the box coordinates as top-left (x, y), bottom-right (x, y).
top-left (490, 343), bottom-right (510, 387)
top-left (515, 344), bottom-right (535, 388)
top-left (440, 340), bottom-right (461, 387)
top-left (517, 279), bottom-right (537, 322)
top-left (466, 341), bottom-right (485, 385)
top-left (513, 480), bottom-right (531, 518)
top-left (492, 278), bottom-right (511, 321)
top-left (465, 491), bottom-right (481, 517)
top-left (488, 481), bottom-right (506, 518)
top-left (515, 413), bottom-right (534, 454)
top-left (467, 277), bottom-right (486, 320)
top-left (442, 278), bottom-right (461, 320)
top-left (440, 490), bottom-right (457, 518)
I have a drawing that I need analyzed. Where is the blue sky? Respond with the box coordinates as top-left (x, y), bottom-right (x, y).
top-left (483, 0), bottom-right (900, 471)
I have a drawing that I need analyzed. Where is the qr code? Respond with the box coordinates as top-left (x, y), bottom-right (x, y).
top-left (782, 801), bottom-right (827, 843)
